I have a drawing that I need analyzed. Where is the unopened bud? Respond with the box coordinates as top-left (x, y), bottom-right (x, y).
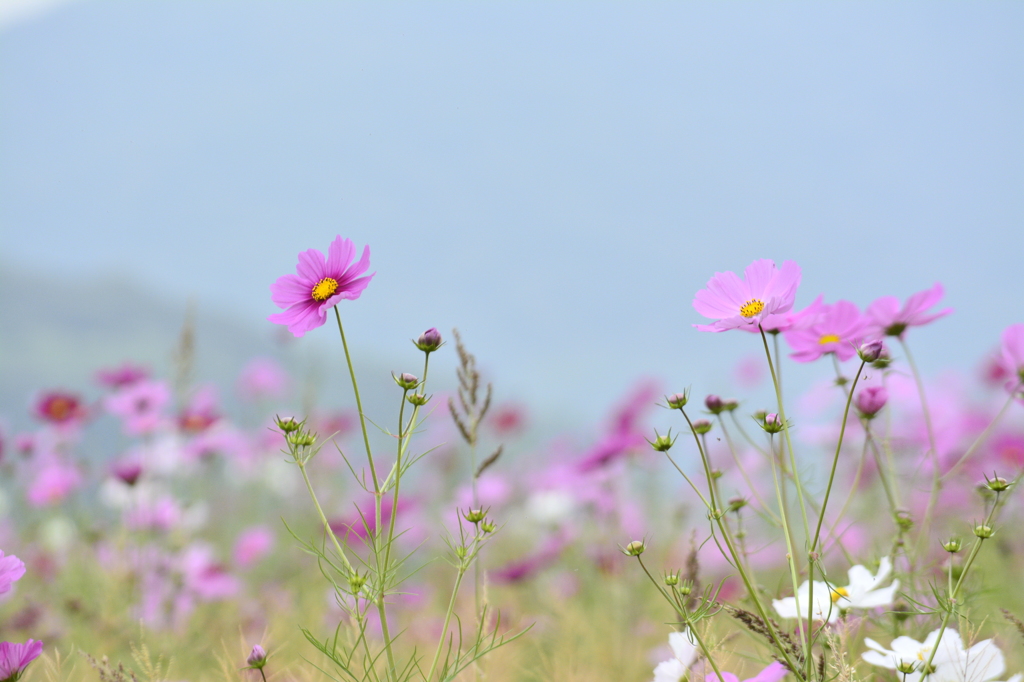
top-left (622, 540), bottom-right (646, 556)
top-left (704, 395), bottom-right (724, 414)
top-left (414, 328), bottom-right (443, 353)
top-left (728, 497), bottom-right (747, 512)
top-left (480, 520), bottom-right (497, 533)
top-left (463, 508), bottom-right (486, 524)
top-left (691, 419), bottom-right (713, 435)
top-left (986, 475), bottom-right (1011, 493)
top-left (855, 386), bottom-right (888, 418)
top-left (760, 412), bottom-right (784, 434)
top-left (943, 538), bottom-right (962, 553)
top-left (974, 524), bottom-right (994, 539)
top-left (348, 571), bottom-right (367, 592)
top-left (393, 372), bottom-right (419, 390)
top-left (455, 545), bottom-right (469, 559)
top-left (287, 431), bottom-right (316, 447)
top-left (666, 391), bottom-right (689, 409)
top-left (247, 645), bottom-right (268, 669)
top-left (858, 339), bottom-right (885, 363)
top-left (648, 429), bottom-right (676, 452)
top-left (722, 398), bottom-right (739, 412)
top-left (664, 571), bottom-right (680, 587)
top-left (896, 661), bottom-right (917, 675)
top-left (895, 511), bottom-right (914, 532)
top-left (407, 393), bottom-right (430, 406)
top-left (276, 416), bottom-right (301, 433)
top-left (678, 579), bottom-right (694, 596)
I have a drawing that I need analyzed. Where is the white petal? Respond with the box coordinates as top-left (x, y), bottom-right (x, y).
top-left (669, 631), bottom-right (699, 668)
top-left (653, 659), bottom-right (686, 682)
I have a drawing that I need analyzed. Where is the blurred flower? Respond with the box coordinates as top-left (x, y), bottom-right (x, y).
top-left (237, 358), bottom-right (289, 402)
top-left (27, 462), bottom-right (81, 507)
top-left (492, 532), bottom-right (569, 583)
top-left (95, 363), bottom-right (149, 389)
top-left (783, 298), bottom-right (867, 363)
top-left (103, 380), bottom-right (171, 435)
top-left (866, 283), bottom-right (952, 339)
top-left (233, 526), bottom-right (275, 568)
top-left (0, 639), bottom-right (44, 682)
top-left (703, 662), bottom-right (789, 682)
top-left (178, 385), bottom-right (221, 434)
top-left (772, 557), bottom-right (898, 622)
top-left (863, 629), bottom-right (1018, 682)
top-left (652, 630), bottom-right (698, 682)
top-left (488, 403), bottom-right (527, 435)
top-left (111, 459), bottom-right (143, 486)
top-left (1000, 323), bottom-right (1024, 388)
top-left (0, 552), bottom-right (26, 595)
top-left (693, 259), bottom-right (802, 333)
top-left (855, 386), bottom-right (888, 418)
top-left (268, 235), bottom-right (375, 337)
top-left (180, 543), bottom-right (240, 601)
top-left (32, 391), bottom-right (86, 425)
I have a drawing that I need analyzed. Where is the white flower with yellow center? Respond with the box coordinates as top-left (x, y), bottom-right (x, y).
top-left (863, 629), bottom-right (1021, 682)
top-left (772, 557), bottom-right (899, 623)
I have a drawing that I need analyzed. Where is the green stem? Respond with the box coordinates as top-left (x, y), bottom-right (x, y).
top-left (297, 460), bottom-right (354, 574)
top-left (942, 389), bottom-right (1018, 480)
top-left (899, 337), bottom-right (940, 549)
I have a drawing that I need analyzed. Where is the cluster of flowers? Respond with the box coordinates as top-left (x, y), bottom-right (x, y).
top-left (0, 550), bottom-right (42, 682)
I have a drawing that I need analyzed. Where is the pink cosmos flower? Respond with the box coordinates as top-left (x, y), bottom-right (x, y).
top-left (783, 298), bottom-right (868, 363)
top-left (703, 662), bottom-right (789, 682)
top-left (178, 385), bottom-right (220, 434)
top-left (233, 526), bottom-right (275, 568)
top-left (32, 391), bottom-right (86, 425)
top-left (268, 236), bottom-right (375, 337)
top-left (0, 551), bottom-right (26, 595)
top-left (27, 462), bottom-right (82, 507)
top-left (180, 544), bottom-right (240, 600)
top-left (104, 380), bottom-right (171, 436)
top-left (0, 640), bottom-right (44, 682)
top-left (1000, 323), bottom-right (1024, 389)
top-left (236, 357), bottom-right (289, 402)
top-left (865, 283), bottom-right (952, 338)
top-left (96, 363), bottom-right (149, 389)
top-left (855, 386), bottom-right (888, 417)
top-left (693, 259), bottom-right (801, 332)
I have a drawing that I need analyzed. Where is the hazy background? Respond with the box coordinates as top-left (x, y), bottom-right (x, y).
top-left (2, 1), bottom-right (1022, 431)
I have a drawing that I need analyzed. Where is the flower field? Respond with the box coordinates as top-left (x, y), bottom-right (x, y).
top-left (2, 240), bottom-right (1024, 682)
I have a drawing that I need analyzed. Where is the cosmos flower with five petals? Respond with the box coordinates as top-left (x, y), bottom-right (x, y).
top-left (268, 236), bottom-right (375, 337)
top-left (693, 260), bottom-right (802, 333)
top-left (865, 283), bottom-right (953, 339)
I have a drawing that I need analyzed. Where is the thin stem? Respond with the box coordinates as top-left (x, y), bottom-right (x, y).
top-left (899, 337), bottom-right (940, 548)
top-left (297, 460), bottom-right (354, 574)
top-left (943, 389), bottom-right (1018, 480)
top-left (717, 416), bottom-right (782, 525)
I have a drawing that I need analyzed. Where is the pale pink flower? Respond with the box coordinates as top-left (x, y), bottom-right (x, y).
top-left (866, 283), bottom-right (952, 338)
top-left (783, 298), bottom-right (868, 363)
top-left (104, 380), bottom-right (171, 435)
top-left (178, 385), bottom-right (220, 434)
top-left (233, 526), bottom-right (275, 568)
top-left (237, 358), bottom-right (289, 402)
top-left (703, 662), bottom-right (789, 682)
top-left (27, 462), bottom-right (81, 507)
top-left (1000, 323), bottom-right (1024, 389)
top-left (180, 544), bottom-right (240, 600)
top-left (268, 236), bottom-right (374, 337)
top-left (693, 259), bottom-right (801, 332)
top-left (96, 363), bottom-right (149, 389)
top-left (0, 551), bottom-right (26, 595)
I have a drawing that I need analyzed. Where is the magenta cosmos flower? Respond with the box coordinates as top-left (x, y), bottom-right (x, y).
top-left (268, 236), bottom-right (374, 337)
top-left (866, 283), bottom-right (953, 338)
top-left (0, 640), bottom-right (43, 682)
top-left (783, 298), bottom-right (868, 363)
top-left (0, 551), bottom-right (26, 595)
top-left (693, 259), bottom-right (801, 332)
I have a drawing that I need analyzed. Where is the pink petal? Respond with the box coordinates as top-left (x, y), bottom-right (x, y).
top-left (743, 259), bottom-right (777, 299)
top-left (326, 236), bottom-right (355, 278)
top-left (296, 248), bottom-right (327, 283)
top-left (270, 274), bottom-right (313, 309)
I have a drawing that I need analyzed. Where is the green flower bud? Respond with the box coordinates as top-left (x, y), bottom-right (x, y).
top-left (974, 524), bottom-right (994, 539)
top-left (622, 540), bottom-right (646, 557)
top-left (480, 520), bottom-right (497, 534)
top-left (647, 429), bottom-right (677, 452)
top-left (986, 475), bottom-right (1011, 493)
top-left (691, 419), bottom-right (713, 435)
top-left (276, 416), bottom-right (301, 433)
top-left (463, 508), bottom-right (487, 524)
top-left (407, 393), bottom-right (430, 406)
top-left (666, 391), bottom-right (690, 409)
top-left (943, 537), bottom-right (962, 553)
top-left (393, 372), bottom-right (419, 390)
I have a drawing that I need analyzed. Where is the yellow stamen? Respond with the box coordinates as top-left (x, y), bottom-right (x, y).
top-left (819, 334), bottom-right (840, 345)
top-left (311, 277), bottom-right (339, 302)
top-left (830, 587), bottom-right (849, 603)
top-left (739, 299), bottom-right (765, 318)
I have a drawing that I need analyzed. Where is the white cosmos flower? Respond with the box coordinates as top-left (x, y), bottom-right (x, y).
top-left (772, 557), bottom-right (899, 623)
top-left (863, 628), bottom-right (1021, 682)
top-left (652, 630), bottom-right (699, 682)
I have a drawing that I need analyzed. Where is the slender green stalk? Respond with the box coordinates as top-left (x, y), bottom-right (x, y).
top-left (899, 337), bottom-right (940, 550)
top-left (334, 307), bottom-right (381, 492)
top-left (942, 389), bottom-right (1018, 480)
top-left (717, 415), bottom-right (782, 525)
top-left (297, 459), bottom-right (355, 574)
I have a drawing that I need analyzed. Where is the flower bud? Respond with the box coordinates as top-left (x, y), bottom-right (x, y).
top-left (463, 508), bottom-right (486, 524)
top-left (455, 545), bottom-right (469, 559)
top-left (753, 409), bottom-right (768, 421)
top-left (858, 339), bottom-right (885, 363)
top-left (664, 571), bottom-right (680, 587)
top-left (287, 430), bottom-right (317, 447)
top-left (393, 373), bottom-right (419, 390)
top-left (414, 328), bottom-right (443, 353)
top-left (871, 348), bottom-right (893, 369)
top-left (666, 391), bottom-right (689, 409)
top-left (974, 524), bottom-right (994, 539)
top-left (722, 398), bottom-right (740, 412)
top-left (648, 429), bottom-right (676, 452)
top-left (678, 579), bottom-right (694, 596)
top-left (480, 520), bottom-right (497, 533)
top-left (855, 386), bottom-right (888, 418)
top-left (986, 475), bottom-right (1011, 493)
top-left (895, 661), bottom-right (917, 675)
top-left (895, 510), bottom-right (914, 532)
top-left (759, 412), bottom-right (784, 434)
top-left (691, 419), bottom-right (713, 436)
top-left (247, 645), bottom-right (268, 669)
top-left (728, 497), bottom-right (747, 512)
top-left (704, 395), bottom-right (724, 414)
top-left (276, 416), bottom-right (301, 433)
top-left (622, 540), bottom-right (646, 556)
top-left (943, 537), bottom-right (962, 553)
top-left (348, 571), bottom-right (367, 592)
top-left (407, 393), bottom-right (430, 406)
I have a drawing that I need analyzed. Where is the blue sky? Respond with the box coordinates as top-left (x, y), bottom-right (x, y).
top-left (2, 2), bottom-right (1022, 423)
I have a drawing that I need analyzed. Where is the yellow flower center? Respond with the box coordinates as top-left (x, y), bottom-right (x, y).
top-left (311, 277), bottom-right (339, 302)
top-left (819, 334), bottom-right (840, 345)
top-left (830, 587), bottom-right (849, 603)
top-left (739, 299), bottom-right (766, 318)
